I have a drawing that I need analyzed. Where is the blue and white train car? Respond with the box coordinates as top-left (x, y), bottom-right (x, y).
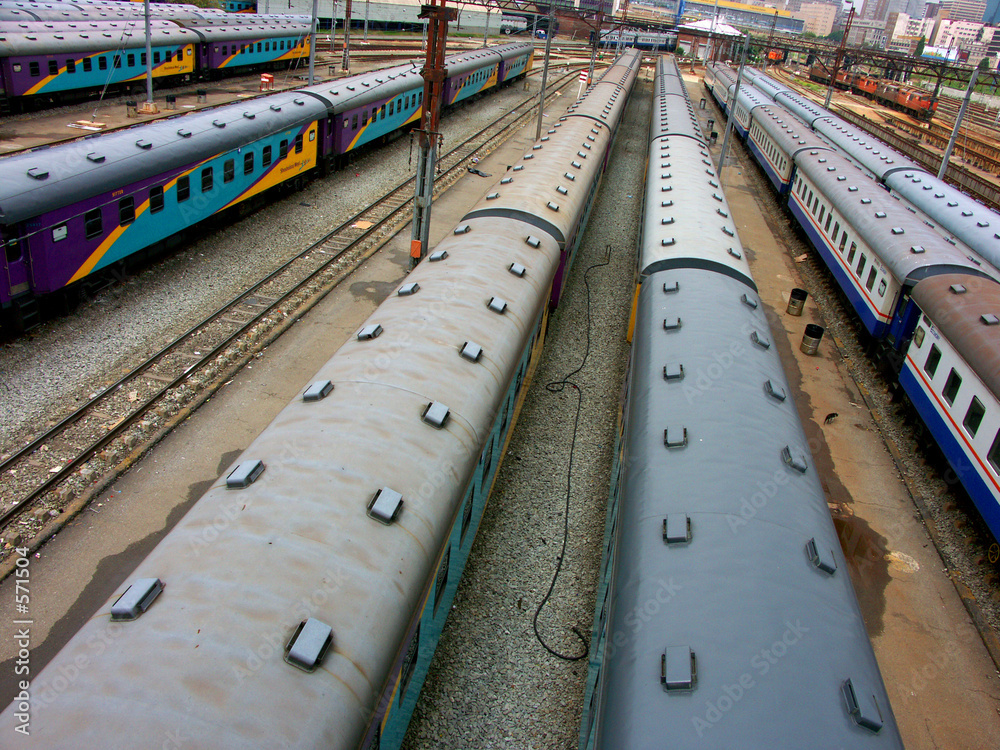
top-left (789, 149), bottom-right (995, 339)
top-left (901, 275), bottom-right (1000, 540)
top-left (746, 103), bottom-right (832, 194)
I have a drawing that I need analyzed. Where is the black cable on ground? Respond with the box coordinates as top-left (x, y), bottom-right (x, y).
top-left (533, 243), bottom-right (613, 662)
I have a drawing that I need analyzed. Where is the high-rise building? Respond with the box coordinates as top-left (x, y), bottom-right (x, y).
top-left (939, 0), bottom-right (987, 21)
top-left (983, 0), bottom-right (1000, 23)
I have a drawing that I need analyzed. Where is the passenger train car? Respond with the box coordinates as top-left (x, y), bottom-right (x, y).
top-left (580, 54), bottom-right (902, 749)
top-left (737, 67), bottom-right (1000, 274)
top-left (705, 63), bottom-right (1000, 545)
top-left (0, 48), bottom-right (641, 749)
top-left (0, 42), bottom-right (534, 329)
top-left (0, 17), bottom-right (312, 110)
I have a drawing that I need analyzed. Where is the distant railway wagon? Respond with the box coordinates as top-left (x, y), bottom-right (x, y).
top-left (0, 42), bottom-right (534, 329)
top-left (806, 63), bottom-right (937, 121)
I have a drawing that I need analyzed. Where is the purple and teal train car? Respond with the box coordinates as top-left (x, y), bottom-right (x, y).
top-left (0, 25), bottom-right (200, 99)
top-left (189, 22), bottom-right (311, 77)
top-left (0, 41), bottom-right (534, 329)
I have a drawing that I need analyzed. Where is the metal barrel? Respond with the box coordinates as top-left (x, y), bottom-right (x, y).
top-left (787, 288), bottom-right (808, 316)
top-left (125, 100), bottom-right (137, 118)
top-left (800, 323), bottom-right (824, 355)
top-left (165, 95), bottom-right (176, 110)
top-left (197, 89), bottom-right (207, 103)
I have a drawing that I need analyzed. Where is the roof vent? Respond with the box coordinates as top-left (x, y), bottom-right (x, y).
top-left (86, 152), bottom-right (105, 163)
top-left (460, 341), bottom-right (483, 362)
top-left (110, 578), bottom-right (163, 621)
top-left (397, 282), bottom-right (419, 297)
top-left (981, 314), bottom-right (1000, 326)
top-left (26, 167), bottom-right (49, 180)
top-left (487, 297), bottom-right (507, 314)
top-left (663, 426), bottom-right (688, 449)
top-left (357, 323), bottom-right (383, 340)
top-left (226, 460), bottom-right (265, 488)
top-left (663, 514), bottom-right (691, 543)
top-left (284, 618), bottom-right (334, 673)
top-left (509, 262), bottom-right (526, 277)
top-left (781, 445), bottom-right (808, 473)
top-left (806, 538), bottom-right (837, 574)
top-left (367, 487), bottom-right (403, 524)
top-left (422, 401), bottom-right (450, 428)
top-left (661, 646), bottom-right (696, 691)
top-left (429, 249), bottom-right (448, 262)
top-left (303, 380), bottom-right (334, 401)
top-left (842, 679), bottom-right (884, 734)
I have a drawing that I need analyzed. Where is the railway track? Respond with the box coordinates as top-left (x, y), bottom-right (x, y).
top-left (0, 68), bottom-right (580, 555)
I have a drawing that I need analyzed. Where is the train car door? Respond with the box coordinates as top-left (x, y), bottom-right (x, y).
top-left (1, 227), bottom-right (31, 300)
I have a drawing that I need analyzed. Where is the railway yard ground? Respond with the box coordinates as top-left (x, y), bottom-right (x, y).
top-left (1, 57), bottom-right (1000, 747)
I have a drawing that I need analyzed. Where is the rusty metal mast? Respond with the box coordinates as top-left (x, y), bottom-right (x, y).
top-left (409, 0), bottom-right (456, 267)
top-left (823, 6), bottom-right (854, 108)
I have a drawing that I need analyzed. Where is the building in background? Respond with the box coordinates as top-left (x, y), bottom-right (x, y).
top-left (939, 0), bottom-right (988, 20)
top-left (791, 0), bottom-right (838, 34)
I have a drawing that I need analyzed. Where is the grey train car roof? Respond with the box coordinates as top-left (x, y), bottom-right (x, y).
top-left (771, 86), bottom-right (830, 127)
top-left (755, 102), bottom-right (835, 158)
top-left (183, 21), bottom-right (312, 42)
top-left (0, 18), bottom-right (176, 32)
top-left (0, 24), bottom-right (199, 54)
top-left (812, 116), bottom-right (921, 180)
top-left (595, 266), bottom-right (903, 748)
top-left (0, 89), bottom-right (329, 225)
top-left (912, 273), bottom-right (1000, 399)
top-left (886, 169), bottom-right (1000, 270)
top-left (0, 50), bottom-right (639, 748)
top-left (651, 62), bottom-right (704, 142)
top-left (732, 80), bottom-right (767, 112)
top-left (173, 13), bottom-right (313, 27)
top-left (795, 150), bottom-right (996, 286)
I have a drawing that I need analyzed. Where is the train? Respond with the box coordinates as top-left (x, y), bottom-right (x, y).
top-left (0, 12), bottom-right (316, 112)
top-left (0, 41), bottom-right (534, 331)
top-left (705, 62), bottom-right (1000, 544)
top-left (597, 28), bottom-right (677, 52)
top-left (580, 54), bottom-right (902, 749)
top-left (0, 47), bottom-right (641, 749)
top-left (807, 64), bottom-right (937, 121)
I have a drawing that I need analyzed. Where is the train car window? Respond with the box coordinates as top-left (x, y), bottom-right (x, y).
top-left (389, 101), bottom-right (394, 115)
top-left (29, 62), bottom-right (40, 77)
top-left (856, 254), bottom-right (866, 276)
top-left (52, 225), bottom-right (67, 243)
top-left (372, 107), bottom-right (377, 121)
top-left (166, 50), bottom-right (173, 62)
top-left (833, 222), bottom-right (840, 240)
top-left (924, 345), bottom-right (941, 376)
top-left (352, 114), bottom-right (358, 130)
top-left (67, 59), bottom-right (77, 73)
top-left (244, 152), bottom-right (254, 175)
top-left (201, 167), bottom-right (213, 192)
top-left (83, 57), bottom-right (93, 72)
top-left (262, 146), bottom-right (272, 168)
top-left (294, 134), bottom-right (303, 153)
top-left (224, 159), bottom-right (235, 183)
top-left (48, 60), bottom-right (58, 76)
top-left (265, 42), bottom-right (270, 52)
top-left (84, 208), bottom-right (103, 239)
top-left (177, 175), bottom-right (190, 202)
top-left (127, 54), bottom-right (135, 67)
top-left (848, 242), bottom-right (857, 263)
top-left (140, 53), bottom-right (146, 66)
top-left (825, 213), bottom-right (832, 233)
top-left (943, 369), bottom-right (962, 405)
top-left (221, 46), bottom-right (226, 56)
top-left (866, 268), bottom-right (877, 291)
top-left (119, 197), bottom-right (135, 226)
top-left (878, 279), bottom-right (887, 297)
top-left (4, 235), bottom-right (22, 262)
top-left (964, 397), bottom-right (985, 437)
top-left (819, 205), bottom-right (825, 224)
top-left (380, 104), bottom-right (386, 119)
top-left (988, 431), bottom-right (1000, 474)
top-left (113, 55), bottom-right (121, 69)
top-left (362, 111), bottom-right (369, 126)
top-left (257, 43), bottom-right (262, 53)
top-left (150, 186), bottom-right (164, 213)
top-left (153, 52), bottom-right (160, 65)
top-left (279, 140), bottom-right (288, 160)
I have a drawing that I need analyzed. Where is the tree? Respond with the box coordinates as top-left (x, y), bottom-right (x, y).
top-left (915, 35), bottom-right (925, 57)
top-left (826, 29), bottom-right (844, 42)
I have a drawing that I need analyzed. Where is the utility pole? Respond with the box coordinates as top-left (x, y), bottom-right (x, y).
top-left (718, 32), bottom-right (747, 174)
top-left (535, 4), bottom-right (555, 141)
top-left (139, 0), bottom-right (157, 113)
top-left (308, 0), bottom-right (318, 84)
top-left (762, 9), bottom-right (777, 71)
top-left (342, 0), bottom-right (352, 71)
top-left (364, 0), bottom-right (369, 42)
top-left (823, 5), bottom-right (853, 108)
top-left (938, 67), bottom-right (979, 179)
top-left (330, 0), bottom-right (337, 54)
top-left (409, 0), bottom-right (456, 268)
top-left (482, 0), bottom-right (490, 46)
